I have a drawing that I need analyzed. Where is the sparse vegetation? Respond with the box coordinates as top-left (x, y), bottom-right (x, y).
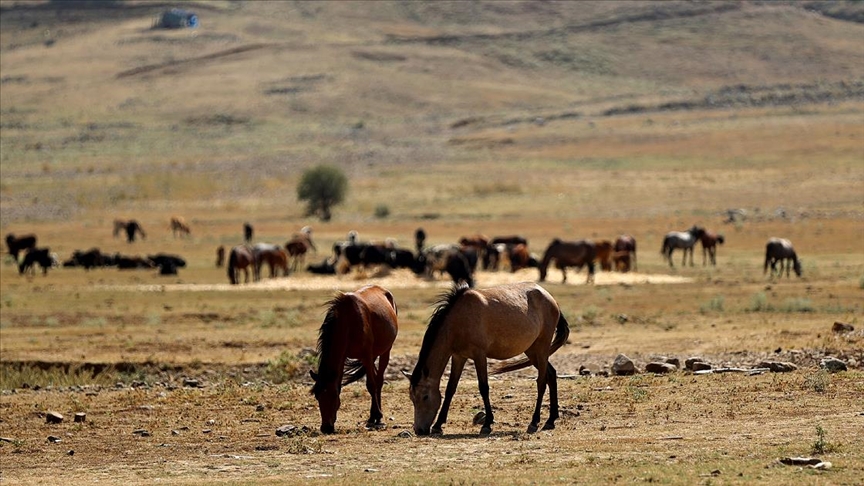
top-left (296, 165), bottom-right (348, 222)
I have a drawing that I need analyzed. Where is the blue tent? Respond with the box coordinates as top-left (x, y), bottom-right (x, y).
top-left (159, 9), bottom-right (198, 29)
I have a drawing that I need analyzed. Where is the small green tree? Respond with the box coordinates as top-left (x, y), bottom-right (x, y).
top-left (296, 165), bottom-right (348, 221)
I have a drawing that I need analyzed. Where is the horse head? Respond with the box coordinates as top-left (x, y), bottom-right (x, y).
top-left (793, 258), bottom-right (803, 277)
top-left (309, 369), bottom-right (341, 434)
top-left (407, 366), bottom-right (442, 436)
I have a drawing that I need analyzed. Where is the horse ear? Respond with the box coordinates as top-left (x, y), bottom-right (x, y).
top-left (309, 370), bottom-right (319, 381)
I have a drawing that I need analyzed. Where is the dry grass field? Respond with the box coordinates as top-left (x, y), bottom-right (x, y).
top-left (1, 1), bottom-right (863, 484)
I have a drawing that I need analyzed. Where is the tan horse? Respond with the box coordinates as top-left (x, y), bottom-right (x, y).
top-left (169, 216), bottom-right (191, 238)
top-left (406, 282), bottom-right (570, 436)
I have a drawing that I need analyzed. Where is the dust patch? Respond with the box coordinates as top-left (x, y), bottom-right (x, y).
top-left (97, 268), bottom-right (691, 292)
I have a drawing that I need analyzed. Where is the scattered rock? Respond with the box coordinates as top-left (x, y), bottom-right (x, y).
top-left (472, 411), bottom-right (486, 425)
top-left (665, 357), bottom-right (681, 368)
top-left (685, 357), bottom-right (705, 370)
top-left (132, 429), bottom-right (151, 437)
top-left (67, 450), bottom-right (74, 456)
top-left (46, 411), bottom-right (64, 424)
top-left (691, 362), bottom-right (713, 372)
top-left (47, 435), bottom-right (61, 443)
top-left (820, 357), bottom-right (847, 373)
top-left (611, 354), bottom-right (636, 376)
top-left (397, 430), bottom-right (414, 438)
top-left (182, 378), bottom-right (200, 388)
top-left (832, 322), bottom-right (854, 333)
top-left (596, 370), bottom-right (610, 377)
top-left (579, 365), bottom-right (591, 376)
top-left (645, 362), bottom-right (677, 374)
top-left (73, 412), bottom-right (86, 423)
top-left (275, 424), bottom-right (309, 437)
top-left (255, 404), bottom-right (265, 412)
top-left (757, 361), bottom-right (797, 373)
top-left (810, 461), bottom-right (832, 470)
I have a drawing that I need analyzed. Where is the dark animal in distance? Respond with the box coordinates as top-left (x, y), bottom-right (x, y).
top-left (253, 243), bottom-right (289, 279)
top-left (19, 248), bottom-right (52, 275)
top-left (285, 229), bottom-right (316, 272)
top-left (594, 240), bottom-right (614, 272)
top-left (613, 235), bottom-right (637, 272)
top-left (310, 285), bottom-right (398, 434)
top-left (6, 233), bottom-right (37, 261)
top-left (661, 226), bottom-right (705, 267)
top-left (538, 238), bottom-right (596, 284)
top-left (764, 237), bottom-right (802, 278)
top-left (116, 255), bottom-right (155, 269)
top-left (699, 230), bottom-right (725, 266)
top-left (63, 248), bottom-right (114, 269)
top-left (414, 228), bottom-right (426, 253)
top-left (215, 245), bottom-right (225, 268)
top-left (406, 282), bottom-right (569, 436)
top-left (123, 220), bottom-right (147, 243)
top-left (148, 254), bottom-right (186, 275)
top-left (243, 222), bottom-right (253, 244)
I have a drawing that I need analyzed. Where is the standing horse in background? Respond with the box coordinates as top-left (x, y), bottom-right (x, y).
top-left (661, 226), bottom-right (704, 267)
top-left (700, 230), bottom-right (725, 266)
top-left (253, 243), bottom-right (289, 279)
top-left (169, 216), bottom-right (191, 238)
top-left (406, 282), bottom-right (569, 436)
top-left (764, 237), bottom-right (802, 278)
top-left (595, 240), bottom-right (613, 271)
top-left (215, 246), bottom-right (225, 267)
top-left (243, 222), bottom-right (253, 244)
top-left (310, 285), bottom-right (398, 434)
top-left (285, 227), bottom-right (317, 272)
top-left (5, 233), bottom-right (37, 262)
top-left (614, 235), bottom-right (637, 271)
top-left (414, 228), bottom-right (427, 253)
top-left (113, 219), bottom-right (127, 239)
top-left (538, 239), bottom-right (596, 284)
top-left (123, 220), bottom-right (146, 243)
top-left (227, 245), bottom-right (255, 285)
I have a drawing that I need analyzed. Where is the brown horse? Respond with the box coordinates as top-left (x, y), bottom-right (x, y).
top-left (406, 282), bottom-right (569, 436)
top-left (612, 250), bottom-right (632, 272)
top-left (215, 245), bottom-right (225, 267)
top-left (285, 232), bottom-right (316, 272)
top-left (310, 285), bottom-right (399, 434)
top-left (613, 235), bottom-right (637, 271)
top-left (538, 238), bottom-right (596, 284)
top-left (595, 240), bottom-right (613, 271)
top-left (169, 216), bottom-right (191, 238)
top-left (699, 230), bottom-right (725, 266)
top-left (253, 243), bottom-right (289, 279)
top-left (227, 245), bottom-right (255, 285)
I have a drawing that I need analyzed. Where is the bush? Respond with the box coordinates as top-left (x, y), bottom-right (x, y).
top-left (374, 204), bottom-right (390, 219)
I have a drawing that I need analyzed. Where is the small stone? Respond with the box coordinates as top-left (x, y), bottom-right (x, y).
top-left (758, 361), bottom-right (797, 373)
top-left (472, 411), bottom-right (486, 425)
top-left (276, 424), bottom-right (309, 437)
top-left (397, 430), bottom-right (414, 438)
top-left (685, 357), bottom-right (704, 370)
top-left (255, 404), bottom-right (265, 412)
top-left (810, 461), bottom-right (832, 470)
top-left (67, 450), bottom-right (74, 456)
top-left (73, 413), bottom-right (86, 423)
top-left (645, 362), bottom-right (677, 374)
top-left (691, 362), bottom-right (713, 372)
top-left (611, 354), bottom-right (636, 376)
top-left (832, 322), bottom-right (854, 333)
top-left (579, 365), bottom-right (592, 376)
top-left (183, 378), bottom-right (200, 388)
top-left (46, 411), bottom-right (64, 424)
top-left (820, 357), bottom-right (847, 373)
top-left (665, 357), bottom-right (681, 368)
top-left (47, 435), bottom-right (62, 443)
top-left (132, 429), bottom-right (150, 437)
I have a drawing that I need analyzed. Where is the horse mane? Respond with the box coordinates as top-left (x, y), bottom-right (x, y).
top-left (311, 293), bottom-right (349, 394)
top-left (410, 282), bottom-right (471, 387)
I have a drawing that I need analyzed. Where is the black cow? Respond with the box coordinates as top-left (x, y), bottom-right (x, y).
top-left (386, 249), bottom-right (418, 269)
top-left (19, 247), bottom-right (52, 275)
top-left (116, 256), bottom-right (155, 269)
top-left (148, 254), bottom-right (186, 271)
top-left (64, 248), bottom-right (105, 269)
top-left (307, 258), bottom-right (336, 275)
top-left (6, 233), bottom-right (37, 261)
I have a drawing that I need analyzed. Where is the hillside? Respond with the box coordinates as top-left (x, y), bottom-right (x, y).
top-left (1, 0), bottom-right (863, 225)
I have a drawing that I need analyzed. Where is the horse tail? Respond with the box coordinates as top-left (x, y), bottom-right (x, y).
top-left (341, 359), bottom-right (367, 386)
top-left (492, 312), bottom-right (570, 375)
top-left (227, 248), bottom-right (238, 285)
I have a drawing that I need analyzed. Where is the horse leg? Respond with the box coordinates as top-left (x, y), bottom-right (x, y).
top-left (473, 356), bottom-right (494, 436)
top-left (541, 362), bottom-right (559, 431)
top-left (702, 246), bottom-right (708, 266)
top-left (527, 358), bottom-right (549, 434)
top-left (586, 261), bottom-right (595, 285)
top-left (364, 354), bottom-right (386, 429)
top-left (561, 267), bottom-right (567, 284)
top-left (432, 355), bottom-right (467, 434)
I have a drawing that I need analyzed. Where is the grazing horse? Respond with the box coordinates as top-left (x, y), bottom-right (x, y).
top-left (764, 237), bottom-right (802, 278)
top-left (227, 245), bottom-right (255, 285)
top-left (661, 226), bottom-right (704, 267)
top-left (5, 233), bottom-right (37, 261)
top-left (215, 245), bottom-right (225, 267)
top-left (406, 282), bottom-right (569, 436)
top-left (538, 239), bottom-right (596, 284)
top-left (595, 240), bottom-right (613, 271)
top-left (699, 230), bottom-right (725, 266)
top-left (243, 222), bottom-right (253, 244)
top-left (123, 220), bottom-right (146, 243)
top-left (169, 216), bottom-right (191, 238)
top-left (252, 243), bottom-right (289, 279)
top-left (612, 250), bottom-right (632, 272)
top-left (19, 248), bottom-right (52, 275)
top-left (613, 235), bottom-right (637, 271)
top-left (113, 219), bottom-right (127, 238)
top-left (309, 285), bottom-right (398, 434)
top-left (285, 230), bottom-right (316, 272)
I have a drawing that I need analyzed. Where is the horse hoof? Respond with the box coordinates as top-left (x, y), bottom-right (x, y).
top-left (541, 422), bottom-right (556, 431)
top-left (479, 426), bottom-right (492, 437)
top-left (526, 424), bottom-right (539, 434)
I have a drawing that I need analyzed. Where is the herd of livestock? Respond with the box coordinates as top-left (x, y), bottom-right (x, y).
top-left (4, 217), bottom-right (804, 282)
